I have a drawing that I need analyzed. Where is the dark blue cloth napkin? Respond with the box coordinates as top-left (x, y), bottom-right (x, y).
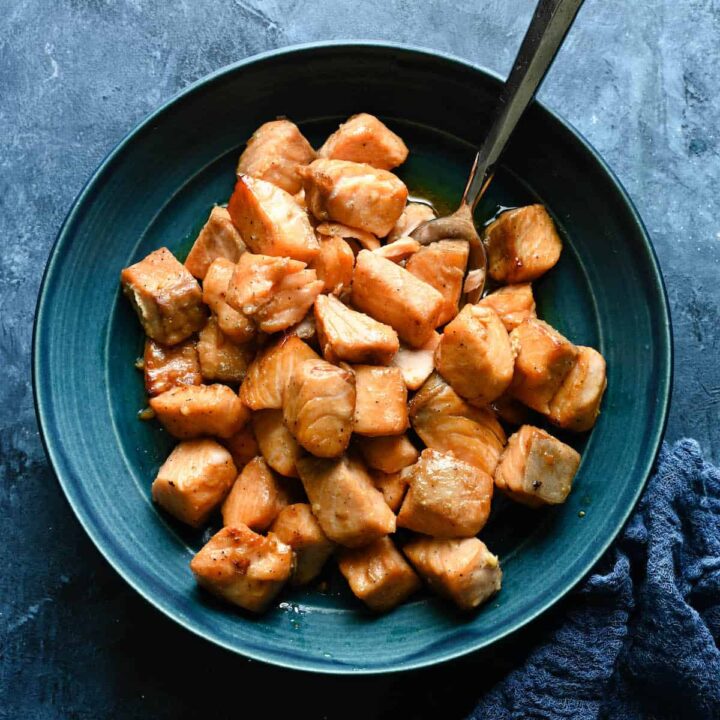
top-left (469, 440), bottom-right (720, 720)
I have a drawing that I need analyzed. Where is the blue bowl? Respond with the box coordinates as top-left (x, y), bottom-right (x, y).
top-left (33, 42), bottom-right (671, 673)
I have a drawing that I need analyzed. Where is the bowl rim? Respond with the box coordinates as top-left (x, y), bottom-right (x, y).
top-left (32, 40), bottom-right (673, 674)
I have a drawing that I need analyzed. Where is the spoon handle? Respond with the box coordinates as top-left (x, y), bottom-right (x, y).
top-left (462, 0), bottom-right (584, 210)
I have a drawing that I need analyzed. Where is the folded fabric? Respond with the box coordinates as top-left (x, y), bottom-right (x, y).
top-left (469, 440), bottom-right (720, 720)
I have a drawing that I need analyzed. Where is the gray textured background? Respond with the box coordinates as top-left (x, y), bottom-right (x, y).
top-left (2, 1), bottom-right (719, 718)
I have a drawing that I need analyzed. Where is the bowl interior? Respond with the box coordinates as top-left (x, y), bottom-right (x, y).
top-left (35, 44), bottom-right (671, 673)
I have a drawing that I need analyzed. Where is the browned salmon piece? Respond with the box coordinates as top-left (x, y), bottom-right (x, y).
top-left (397, 449), bottom-right (493, 537)
top-left (373, 237), bottom-right (421, 263)
top-left (387, 202), bottom-right (436, 242)
top-left (150, 384), bottom-right (249, 439)
top-left (548, 346), bottom-right (607, 432)
top-left (184, 206), bottom-right (246, 279)
top-left (227, 175), bottom-right (320, 263)
top-left (197, 317), bottom-right (254, 384)
top-left (222, 425), bottom-right (259, 471)
top-left (296, 454), bottom-right (396, 547)
top-left (202, 258), bottom-right (256, 344)
top-left (284, 359), bottom-right (355, 458)
top-left (252, 409), bottom-right (302, 478)
top-left (121, 247), bottom-right (207, 345)
top-left (253, 268), bottom-right (323, 334)
top-left (490, 394), bottom-right (535, 426)
top-left (316, 222), bottom-right (380, 251)
top-left (404, 537), bottom-right (502, 611)
top-left (300, 159), bottom-right (408, 237)
top-left (353, 365), bottom-right (408, 436)
top-left (152, 439), bottom-right (236, 527)
top-left (314, 294), bottom-right (399, 365)
top-left (509, 319), bottom-right (578, 414)
top-left (226, 253), bottom-right (323, 333)
top-left (190, 525), bottom-right (293, 613)
top-left (309, 235), bottom-right (355, 295)
top-left (358, 434), bottom-right (419, 473)
top-left (485, 205), bottom-right (562, 283)
top-left (338, 537), bottom-right (421, 612)
top-left (406, 240), bottom-right (469, 326)
top-left (370, 470), bottom-right (409, 512)
top-left (351, 250), bottom-right (444, 347)
top-left (435, 305), bottom-right (514, 405)
top-left (318, 113), bottom-right (409, 171)
top-left (237, 120), bottom-right (316, 196)
top-left (494, 425), bottom-right (581, 507)
top-left (479, 283), bottom-right (536, 332)
top-left (241, 335), bottom-right (319, 410)
top-left (221, 456), bottom-right (290, 531)
top-left (143, 338), bottom-right (201, 397)
top-left (391, 332), bottom-right (440, 390)
top-left (271, 503), bottom-right (334, 585)
top-left (409, 373), bottom-right (506, 475)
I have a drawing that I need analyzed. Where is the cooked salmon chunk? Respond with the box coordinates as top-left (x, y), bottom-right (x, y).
top-left (296, 454), bottom-right (396, 547)
top-left (184, 206), bottom-right (246, 279)
top-left (221, 456), bottom-right (290, 531)
top-left (338, 537), bottom-right (421, 612)
top-left (222, 425), bottom-right (259, 470)
top-left (548, 346), bottom-right (607, 431)
top-left (370, 470), bottom-right (409, 512)
top-left (494, 425), bottom-right (581, 507)
top-left (121, 247), bottom-right (207, 345)
top-left (271, 503), bottom-right (334, 585)
top-left (310, 235), bottom-right (355, 295)
top-left (409, 373), bottom-right (506, 475)
top-left (373, 237), bottom-right (421, 263)
top-left (351, 250), bottom-right (444, 347)
top-left (314, 294), bottom-right (399, 365)
top-left (509, 319), bottom-right (578, 414)
top-left (190, 525), bottom-right (293, 613)
top-left (227, 175), bottom-right (320, 263)
top-left (485, 205), bottom-right (562, 283)
top-left (316, 222), bottom-right (380, 251)
top-left (226, 253), bottom-right (323, 333)
top-left (387, 202), bottom-right (436, 242)
top-left (319, 113), bottom-right (409, 171)
top-left (300, 159), bottom-right (408, 237)
top-left (406, 240), bottom-right (469, 326)
top-left (252, 409), bottom-right (302, 478)
top-left (202, 258), bottom-right (256, 344)
top-left (358, 434), bottom-right (419, 473)
top-left (404, 537), bottom-right (502, 610)
top-left (197, 317), bottom-right (254, 384)
top-left (237, 119), bottom-right (316, 195)
top-left (391, 332), bottom-right (440, 390)
top-left (284, 359), bottom-right (355, 457)
top-left (435, 305), bottom-right (514, 405)
top-left (143, 338), bottom-right (201, 397)
top-left (397, 449), bottom-right (493, 537)
top-left (479, 283), bottom-right (537, 332)
top-left (150, 384), bottom-right (249, 439)
top-left (240, 335), bottom-right (319, 410)
top-left (152, 439), bottom-right (236, 527)
top-left (353, 365), bottom-right (408, 436)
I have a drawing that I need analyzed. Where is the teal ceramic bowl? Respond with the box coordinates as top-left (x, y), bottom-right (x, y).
top-left (33, 43), bottom-right (671, 673)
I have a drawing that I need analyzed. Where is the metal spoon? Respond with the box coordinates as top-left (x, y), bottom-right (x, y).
top-left (411, 0), bottom-right (584, 303)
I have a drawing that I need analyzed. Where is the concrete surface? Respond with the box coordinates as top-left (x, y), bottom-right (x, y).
top-left (1, 1), bottom-right (718, 717)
